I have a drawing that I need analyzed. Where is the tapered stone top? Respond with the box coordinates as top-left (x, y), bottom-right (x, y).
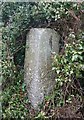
top-left (24, 28), bottom-right (60, 110)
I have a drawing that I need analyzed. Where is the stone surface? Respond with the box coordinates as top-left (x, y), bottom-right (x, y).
top-left (24, 28), bottom-right (60, 110)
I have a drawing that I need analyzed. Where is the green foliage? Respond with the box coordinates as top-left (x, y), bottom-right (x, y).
top-left (2, 70), bottom-right (30, 120)
top-left (52, 31), bottom-right (84, 106)
top-left (1, 2), bottom-right (84, 119)
top-left (35, 111), bottom-right (45, 120)
top-left (2, 2), bottom-right (82, 53)
top-left (34, 31), bottom-right (84, 119)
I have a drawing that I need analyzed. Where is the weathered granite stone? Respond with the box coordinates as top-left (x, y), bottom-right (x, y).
top-left (24, 28), bottom-right (60, 110)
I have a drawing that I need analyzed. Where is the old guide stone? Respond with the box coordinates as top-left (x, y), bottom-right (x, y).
top-left (24, 28), bottom-right (60, 110)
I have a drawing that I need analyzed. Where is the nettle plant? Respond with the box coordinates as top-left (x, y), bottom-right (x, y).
top-left (52, 31), bottom-right (84, 106)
